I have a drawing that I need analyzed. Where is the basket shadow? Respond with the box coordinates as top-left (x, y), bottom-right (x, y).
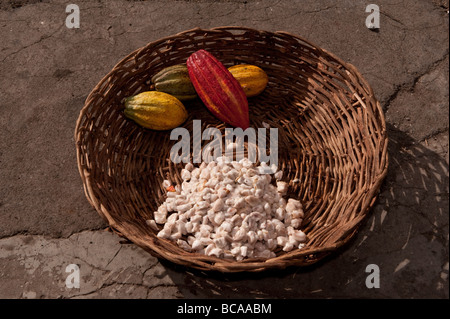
top-left (156, 123), bottom-right (448, 299)
top-left (349, 123), bottom-right (449, 298)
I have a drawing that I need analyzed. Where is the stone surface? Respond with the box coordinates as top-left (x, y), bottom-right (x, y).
top-left (0, 0), bottom-right (448, 299)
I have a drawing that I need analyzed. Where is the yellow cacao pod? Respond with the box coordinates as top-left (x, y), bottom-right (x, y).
top-left (227, 64), bottom-right (268, 97)
top-left (123, 91), bottom-right (188, 130)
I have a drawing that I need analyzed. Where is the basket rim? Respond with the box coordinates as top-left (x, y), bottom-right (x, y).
top-left (74, 26), bottom-right (389, 273)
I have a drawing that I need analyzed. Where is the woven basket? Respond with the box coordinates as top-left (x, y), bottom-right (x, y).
top-left (75, 27), bottom-right (388, 273)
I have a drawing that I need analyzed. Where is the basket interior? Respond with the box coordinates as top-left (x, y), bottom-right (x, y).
top-left (75, 27), bottom-right (388, 272)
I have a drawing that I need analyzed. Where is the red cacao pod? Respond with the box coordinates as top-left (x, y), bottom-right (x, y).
top-left (187, 49), bottom-right (249, 129)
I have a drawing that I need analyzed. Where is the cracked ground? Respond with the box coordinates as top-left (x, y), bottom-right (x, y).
top-left (0, 0), bottom-right (448, 298)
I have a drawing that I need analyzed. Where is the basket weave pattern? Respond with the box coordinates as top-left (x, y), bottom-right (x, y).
top-left (75, 27), bottom-right (388, 272)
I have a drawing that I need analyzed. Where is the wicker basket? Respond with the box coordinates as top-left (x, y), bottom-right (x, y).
top-left (75, 27), bottom-right (388, 272)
